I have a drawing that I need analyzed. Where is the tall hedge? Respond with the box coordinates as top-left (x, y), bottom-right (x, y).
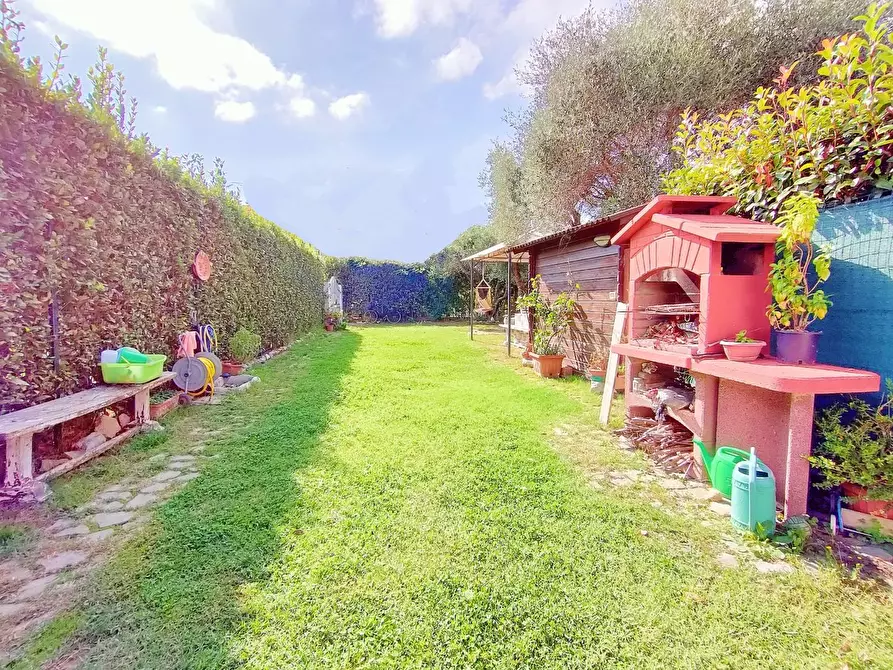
top-left (0, 66), bottom-right (324, 408)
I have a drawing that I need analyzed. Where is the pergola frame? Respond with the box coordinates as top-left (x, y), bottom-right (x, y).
top-left (460, 244), bottom-right (529, 356)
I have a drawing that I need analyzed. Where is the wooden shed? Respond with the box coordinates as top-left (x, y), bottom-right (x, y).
top-left (508, 207), bottom-right (642, 371)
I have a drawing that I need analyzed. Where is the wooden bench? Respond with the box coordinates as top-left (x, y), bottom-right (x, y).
top-left (1, 372), bottom-right (175, 486)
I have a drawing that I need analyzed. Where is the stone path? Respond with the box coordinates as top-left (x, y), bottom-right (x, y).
top-left (0, 446), bottom-right (209, 659)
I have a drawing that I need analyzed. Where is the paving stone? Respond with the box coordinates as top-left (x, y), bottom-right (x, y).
top-left (141, 481), bottom-right (173, 494)
top-left (754, 560), bottom-right (795, 574)
top-left (16, 575), bottom-right (57, 600)
top-left (83, 529), bottom-right (115, 543)
top-left (716, 553), bottom-right (739, 569)
top-left (190, 445), bottom-right (206, 453)
top-left (621, 470), bottom-right (642, 480)
top-left (175, 472), bottom-right (200, 483)
top-left (90, 512), bottom-right (134, 528)
top-left (147, 453), bottom-right (169, 463)
top-left (0, 562), bottom-right (32, 585)
top-left (853, 544), bottom-right (893, 562)
top-left (152, 470), bottom-right (182, 482)
top-left (54, 524), bottom-right (90, 538)
top-left (123, 515), bottom-right (150, 532)
top-left (0, 603), bottom-right (29, 619)
top-left (169, 454), bottom-right (196, 462)
top-left (125, 493), bottom-right (157, 510)
top-left (709, 501), bottom-right (732, 517)
top-left (609, 477), bottom-right (634, 487)
top-left (38, 551), bottom-right (88, 574)
top-left (659, 478), bottom-right (687, 490)
top-left (94, 500), bottom-right (125, 513)
top-left (685, 488), bottom-right (726, 502)
top-left (47, 518), bottom-right (78, 533)
top-left (553, 427), bottom-right (568, 436)
top-left (97, 490), bottom-right (132, 502)
top-left (102, 484), bottom-right (129, 493)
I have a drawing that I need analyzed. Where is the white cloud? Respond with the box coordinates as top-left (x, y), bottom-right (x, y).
top-left (329, 93), bottom-right (370, 120)
top-left (434, 38), bottom-right (483, 81)
top-left (214, 100), bottom-right (256, 123)
top-left (152, 105), bottom-right (168, 114)
top-left (288, 97), bottom-right (317, 119)
top-left (483, 0), bottom-right (593, 99)
top-left (29, 0), bottom-right (318, 113)
top-left (372, 0), bottom-right (474, 38)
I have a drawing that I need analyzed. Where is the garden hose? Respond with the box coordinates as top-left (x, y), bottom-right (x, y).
top-left (172, 355), bottom-right (216, 397)
top-left (197, 324), bottom-right (217, 353)
top-left (189, 356), bottom-right (216, 398)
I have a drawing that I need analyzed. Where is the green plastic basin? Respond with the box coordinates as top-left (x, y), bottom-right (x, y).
top-left (100, 354), bottom-right (166, 384)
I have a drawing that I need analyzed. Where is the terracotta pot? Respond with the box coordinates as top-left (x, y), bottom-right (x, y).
top-left (841, 482), bottom-right (893, 519)
top-left (149, 394), bottom-right (180, 420)
top-left (615, 373), bottom-right (626, 393)
top-left (588, 367), bottom-right (607, 381)
top-left (720, 340), bottom-right (766, 362)
top-left (222, 361), bottom-right (244, 376)
top-left (531, 353), bottom-right (564, 378)
top-left (325, 323), bottom-right (335, 332)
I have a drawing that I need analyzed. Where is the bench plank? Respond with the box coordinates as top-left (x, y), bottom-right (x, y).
top-left (0, 372), bottom-right (175, 439)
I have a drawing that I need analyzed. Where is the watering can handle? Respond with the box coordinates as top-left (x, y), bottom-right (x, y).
top-left (748, 448), bottom-right (757, 532)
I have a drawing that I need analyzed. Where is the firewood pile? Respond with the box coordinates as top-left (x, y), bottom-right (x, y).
top-left (615, 416), bottom-right (694, 476)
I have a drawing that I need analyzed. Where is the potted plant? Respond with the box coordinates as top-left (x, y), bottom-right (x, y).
top-left (149, 388), bottom-right (180, 420)
top-left (588, 350), bottom-right (609, 391)
top-left (325, 311), bottom-right (343, 332)
top-left (809, 382), bottom-right (893, 519)
top-left (720, 330), bottom-right (766, 363)
top-left (767, 194), bottom-right (832, 364)
top-left (517, 276), bottom-right (575, 379)
top-left (224, 327), bottom-right (261, 375)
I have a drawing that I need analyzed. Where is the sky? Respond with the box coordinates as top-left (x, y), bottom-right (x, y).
top-left (22, 0), bottom-right (596, 262)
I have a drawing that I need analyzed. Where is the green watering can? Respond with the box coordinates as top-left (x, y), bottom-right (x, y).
top-left (731, 448), bottom-right (777, 538)
top-left (693, 438), bottom-right (765, 500)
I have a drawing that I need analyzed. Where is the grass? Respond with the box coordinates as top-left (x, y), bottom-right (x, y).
top-left (6, 612), bottom-right (83, 670)
top-left (0, 523), bottom-right (32, 557)
top-left (41, 326), bottom-right (893, 668)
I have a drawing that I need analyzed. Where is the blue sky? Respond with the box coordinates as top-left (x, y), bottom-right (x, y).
top-left (22, 0), bottom-right (595, 262)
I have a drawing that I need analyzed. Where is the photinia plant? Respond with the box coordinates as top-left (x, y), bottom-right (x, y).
top-left (767, 194), bottom-right (832, 332)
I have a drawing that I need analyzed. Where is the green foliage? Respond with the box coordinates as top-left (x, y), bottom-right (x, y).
top-left (229, 328), bottom-right (262, 364)
top-left (517, 275), bottom-right (576, 355)
top-left (0, 523), bottom-right (31, 556)
top-left (810, 381), bottom-right (893, 501)
top-left (484, 0), bottom-right (866, 233)
top-left (0, 3), bottom-right (323, 406)
top-left (664, 4), bottom-right (893, 220)
top-left (735, 330), bottom-right (757, 344)
top-left (767, 194), bottom-right (833, 331)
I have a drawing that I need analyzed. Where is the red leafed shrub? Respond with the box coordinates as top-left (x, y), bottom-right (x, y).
top-left (0, 36), bottom-right (323, 408)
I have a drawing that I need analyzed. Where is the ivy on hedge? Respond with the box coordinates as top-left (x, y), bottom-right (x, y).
top-left (0, 52), bottom-right (323, 408)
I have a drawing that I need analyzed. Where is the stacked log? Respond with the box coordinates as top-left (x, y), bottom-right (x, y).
top-left (615, 416), bottom-right (694, 476)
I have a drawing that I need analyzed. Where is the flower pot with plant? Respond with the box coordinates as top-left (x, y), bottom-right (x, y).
top-left (809, 382), bottom-right (893, 519)
top-left (767, 194), bottom-right (832, 364)
top-left (149, 388), bottom-right (180, 420)
top-left (517, 276), bottom-right (575, 379)
top-left (588, 350), bottom-right (609, 390)
top-left (225, 327), bottom-right (261, 375)
top-left (720, 330), bottom-right (766, 362)
top-left (324, 310), bottom-right (342, 332)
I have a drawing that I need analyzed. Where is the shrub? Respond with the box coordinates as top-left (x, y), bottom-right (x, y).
top-left (663, 4), bottom-right (893, 220)
top-left (517, 276), bottom-right (576, 355)
top-left (229, 328), bottom-right (262, 364)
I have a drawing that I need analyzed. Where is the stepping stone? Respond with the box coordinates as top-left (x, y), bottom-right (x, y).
top-left (140, 481), bottom-right (173, 494)
top-left (659, 478), bottom-right (687, 490)
top-left (54, 524), bottom-right (90, 538)
top-left (754, 560), bottom-right (795, 574)
top-left (169, 455), bottom-right (196, 462)
top-left (0, 603), bottom-right (29, 619)
top-left (95, 501), bottom-right (125, 513)
top-left (90, 512), bottom-right (134, 528)
top-left (716, 553), bottom-right (739, 569)
top-left (38, 551), bottom-right (88, 574)
top-left (16, 575), bottom-right (57, 600)
top-left (47, 519), bottom-right (78, 533)
top-left (97, 490), bottom-right (132, 502)
top-left (102, 484), bottom-right (129, 493)
top-left (148, 453), bottom-right (169, 463)
top-left (853, 544), bottom-right (893, 562)
top-left (553, 427), bottom-right (568, 436)
top-left (175, 472), bottom-right (200, 483)
top-left (609, 477), bottom-right (634, 487)
top-left (152, 470), bottom-right (182, 482)
top-left (684, 488), bottom-right (724, 502)
top-left (123, 515), bottom-right (149, 532)
top-left (190, 446), bottom-right (206, 453)
top-left (125, 493), bottom-right (157, 510)
top-left (83, 529), bottom-right (115, 543)
top-left (709, 501), bottom-right (732, 517)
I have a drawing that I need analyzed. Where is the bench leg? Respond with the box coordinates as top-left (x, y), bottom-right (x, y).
top-left (134, 389), bottom-right (151, 425)
top-left (4, 433), bottom-right (33, 486)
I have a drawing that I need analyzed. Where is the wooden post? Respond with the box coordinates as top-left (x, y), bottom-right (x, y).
top-left (506, 252), bottom-right (512, 356)
top-left (469, 260), bottom-right (474, 340)
top-left (134, 388), bottom-right (151, 425)
top-left (599, 303), bottom-right (629, 426)
top-left (4, 434), bottom-right (33, 486)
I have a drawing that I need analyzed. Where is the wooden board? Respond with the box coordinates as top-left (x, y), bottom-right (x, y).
top-left (841, 508), bottom-right (893, 536)
top-left (0, 372), bottom-right (174, 438)
top-left (36, 425), bottom-right (143, 482)
top-left (600, 303), bottom-right (628, 426)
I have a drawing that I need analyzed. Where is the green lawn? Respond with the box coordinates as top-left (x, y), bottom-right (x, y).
top-left (65, 326), bottom-right (892, 668)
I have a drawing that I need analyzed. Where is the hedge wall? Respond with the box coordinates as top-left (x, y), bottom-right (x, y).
top-left (0, 67), bottom-right (324, 409)
top-left (329, 258), bottom-right (459, 321)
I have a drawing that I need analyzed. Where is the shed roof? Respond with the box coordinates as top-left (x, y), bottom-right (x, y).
top-left (652, 213), bottom-right (781, 243)
top-left (460, 243), bottom-right (529, 264)
top-left (507, 205), bottom-right (642, 253)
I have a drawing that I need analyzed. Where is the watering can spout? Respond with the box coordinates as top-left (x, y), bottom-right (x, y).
top-left (693, 438), bottom-right (714, 473)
